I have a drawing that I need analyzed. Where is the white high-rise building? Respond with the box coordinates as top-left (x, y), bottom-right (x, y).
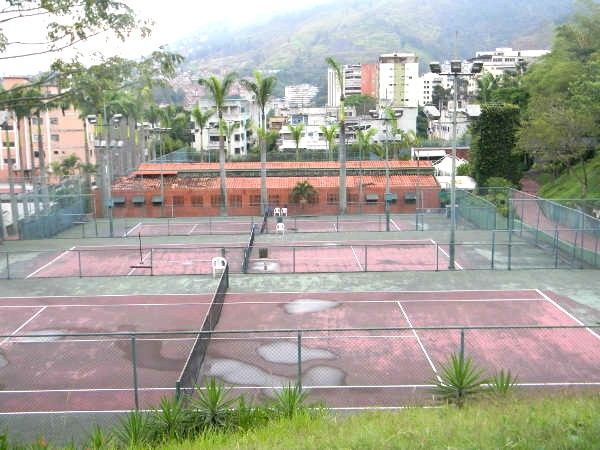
top-left (284, 84), bottom-right (319, 107)
top-left (378, 53), bottom-right (420, 108)
top-left (472, 47), bottom-right (550, 77)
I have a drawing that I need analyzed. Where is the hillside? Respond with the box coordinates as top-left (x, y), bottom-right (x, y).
top-left (173, 0), bottom-right (574, 97)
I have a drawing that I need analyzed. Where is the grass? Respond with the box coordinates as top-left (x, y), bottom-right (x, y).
top-left (155, 394), bottom-right (600, 450)
top-left (538, 153), bottom-right (600, 199)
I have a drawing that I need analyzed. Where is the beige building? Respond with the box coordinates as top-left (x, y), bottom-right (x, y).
top-left (1, 76), bottom-right (92, 180)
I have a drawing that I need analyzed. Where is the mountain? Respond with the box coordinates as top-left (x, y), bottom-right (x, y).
top-left (173, 0), bottom-right (574, 99)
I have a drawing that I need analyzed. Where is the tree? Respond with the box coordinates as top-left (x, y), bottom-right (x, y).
top-left (289, 122), bottom-right (305, 162)
top-left (240, 71), bottom-right (277, 214)
top-left (320, 123), bottom-right (337, 161)
top-left (220, 120), bottom-right (240, 159)
top-left (290, 180), bottom-right (317, 208)
top-left (432, 85), bottom-right (452, 110)
top-left (470, 104), bottom-right (522, 186)
top-left (198, 73), bottom-right (237, 215)
top-left (191, 106), bottom-right (214, 161)
top-left (416, 107), bottom-right (429, 140)
top-left (476, 73), bottom-right (498, 104)
top-left (0, 1), bottom-right (149, 61)
top-left (345, 94), bottom-right (377, 116)
top-left (326, 56), bottom-right (347, 213)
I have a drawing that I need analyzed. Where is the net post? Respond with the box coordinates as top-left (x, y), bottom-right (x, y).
top-left (77, 250), bottom-right (82, 278)
top-left (131, 335), bottom-right (139, 410)
top-left (150, 248), bottom-right (154, 276)
top-left (364, 245), bottom-right (368, 272)
top-left (435, 242), bottom-right (439, 271)
top-left (175, 380), bottom-right (181, 401)
top-left (297, 331), bottom-right (302, 391)
top-left (168, 218), bottom-right (171, 236)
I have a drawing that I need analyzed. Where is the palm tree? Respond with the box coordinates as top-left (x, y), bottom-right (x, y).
top-left (190, 106), bottom-right (214, 162)
top-left (476, 73), bottom-right (498, 104)
top-left (290, 180), bottom-right (317, 209)
top-left (289, 122), bottom-right (305, 162)
top-left (220, 120), bottom-right (240, 159)
top-left (356, 127), bottom-right (377, 208)
top-left (326, 56), bottom-right (347, 213)
top-left (198, 73), bottom-right (237, 215)
top-left (320, 123), bottom-right (337, 161)
top-left (240, 71), bottom-right (277, 215)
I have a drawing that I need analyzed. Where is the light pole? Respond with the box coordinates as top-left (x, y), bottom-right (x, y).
top-left (429, 60), bottom-right (482, 269)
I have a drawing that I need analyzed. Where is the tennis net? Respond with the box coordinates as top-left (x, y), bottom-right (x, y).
top-left (175, 262), bottom-right (229, 397)
top-left (241, 224), bottom-right (257, 273)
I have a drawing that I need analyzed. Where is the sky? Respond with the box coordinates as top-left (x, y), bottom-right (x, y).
top-left (1, 0), bottom-right (333, 76)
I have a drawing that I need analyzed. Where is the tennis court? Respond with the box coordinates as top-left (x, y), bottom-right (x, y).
top-left (1, 282), bottom-right (599, 412)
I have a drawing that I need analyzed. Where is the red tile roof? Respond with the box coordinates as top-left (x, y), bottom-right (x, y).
top-left (113, 174), bottom-right (439, 191)
top-left (132, 160), bottom-right (432, 175)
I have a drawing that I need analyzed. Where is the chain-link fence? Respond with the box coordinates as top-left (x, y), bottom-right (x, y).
top-left (0, 325), bottom-right (598, 414)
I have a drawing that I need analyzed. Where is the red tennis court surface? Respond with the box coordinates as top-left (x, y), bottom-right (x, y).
top-left (123, 220), bottom-right (256, 237)
top-left (11, 240), bottom-right (459, 279)
top-left (0, 289), bottom-right (598, 412)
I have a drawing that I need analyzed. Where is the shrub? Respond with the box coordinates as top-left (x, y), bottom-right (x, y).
top-left (488, 369), bottom-right (518, 396)
top-left (431, 353), bottom-right (488, 407)
top-left (272, 383), bottom-right (309, 418)
top-left (113, 410), bottom-right (154, 447)
top-left (190, 378), bottom-right (237, 430)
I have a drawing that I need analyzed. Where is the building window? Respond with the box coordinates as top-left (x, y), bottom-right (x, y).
top-left (191, 195), bottom-right (203, 207)
top-left (172, 196), bottom-right (184, 206)
top-left (50, 117), bottom-right (59, 125)
top-left (229, 195), bottom-right (242, 208)
top-left (249, 194), bottom-right (261, 206)
top-left (51, 134), bottom-right (59, 142)
top-left (211, 195), bottom-right (223, 207)
top-left (209, 136), bottom-right (220, 142)
top-left (327, 192), bottom-right (339, 205)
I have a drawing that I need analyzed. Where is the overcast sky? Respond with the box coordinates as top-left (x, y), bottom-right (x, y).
top-left (1, 0), bottom-right (333, 76)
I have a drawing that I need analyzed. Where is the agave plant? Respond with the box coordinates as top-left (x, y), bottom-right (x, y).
top-left (273, 383), bottom-right (308, 418)
top-left (232, 395), bottom-right (271, 431)
top-left (85, 425), bottom-right (112, 450)
top-left (113, 410), bottom-right (154, 447)
top-left (151, 395), bottom-right (189, 441)
top-left (190, 377), bottom-right (237, 430)
top-left (431, 353), bottom-right (488, 407)
top-left (488, 369), bottom-right (518, 396)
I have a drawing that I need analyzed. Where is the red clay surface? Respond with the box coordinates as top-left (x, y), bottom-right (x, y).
top-left (124, 220), bottom-right (256, 237)
top-left (0, 290), bottom-right (598, 412)
top-left (11, 240), bottom-right (457, 279)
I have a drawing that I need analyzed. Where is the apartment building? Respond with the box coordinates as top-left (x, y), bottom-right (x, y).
top-left (0, 76), bottom-right (90, 180)
top-left (472, 47), bottom-right (549, 77)
top-left (377, 53), bottom-right (420, 108)
top-left (192, 96), bottom-right (255, 158)
top-left (284, 84), bottom-right (319, 108)
top-left (327, 63), bottom-right (378, 108)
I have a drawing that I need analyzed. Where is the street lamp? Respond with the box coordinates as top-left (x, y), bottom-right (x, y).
top-left (429, 60), bottom-right (482, 269)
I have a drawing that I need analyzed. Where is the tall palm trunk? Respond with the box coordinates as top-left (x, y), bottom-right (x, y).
top-left (27, 116), bottom-right (40, 216)
top-left (5, 122), bottom-right (19, 236)
top-left (15, 117), bottom-right (29, 219)
top-left (260, 109), bottom-right (267, 215)
top-left (339, 120), bottom-right (347, 214)
top-left (36, 111), bottom-right (49, 212)
top-left (219, 112), bottom-right (228, 216)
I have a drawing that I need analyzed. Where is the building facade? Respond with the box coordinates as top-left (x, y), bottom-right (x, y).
top-left (377, 53), bottom-right (420, 108)
top-left (284, 84), bottom-right (319, 108)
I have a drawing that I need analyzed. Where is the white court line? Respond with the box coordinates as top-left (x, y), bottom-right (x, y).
top-left (0, 306), bottom-right (47, 346)
top-left (430, 238), bottom-right (464, 270)
top-left (0, 297), bottom-right (546, 309)
top-left (397, 302), bottom-right (440, 380)
top-left (123, 222), bottom-right (142, 237)
top-left (25, 247), bottom-right (75, 279)
top-left (188, 223), bottom-right (200, 235)
top-left (536, 289), bottom-right (600, 341)
top-left (0, 289), bottom-right (543, 301)
top-left (350, 245), bottom-right (364, 271)
top-left (127, 251), bottom-right (152, 276)
top-left (390, 218), bottom-right (401, 231)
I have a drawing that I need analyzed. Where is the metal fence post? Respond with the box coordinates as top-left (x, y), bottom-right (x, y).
top-left (77, 250), bottom-right (82, 278)
top-left (6, 252), bottom-right (10, 280)
top-left (507, 228), bottom-right (512, 271)
top-left (491, 230), bottom-right (495, 270)
top-left (131, 335), bottom-right (139, 410)
top-left (175, 380), bottom-right (181, 401)
top-left (554, 229), bottom-right (560, 269)
top-left (594, 235), bottom-right (599, 268)
top-left (167, 218), bottom-right (171, 236)
top-left (297, 331), bottom-right (302, 391)
top-left (336, 215), bottom-right (339, 232)
top-left (459, 329), bottom-right (465, 364)
top-left (150, 248), bottom-right (154, 276)
top-left (435, 243), bottom-right (439, 271)
top-left (292, 246), bottom-right (296, 273)
top-left (364, 245), bottom-right (368, 272)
